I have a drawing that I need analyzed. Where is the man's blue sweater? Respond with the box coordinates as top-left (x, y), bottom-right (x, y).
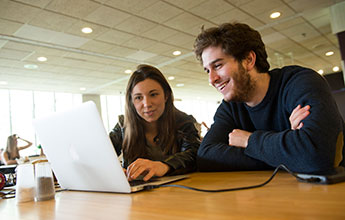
top-left (198, 65), bottom-right (345, 173)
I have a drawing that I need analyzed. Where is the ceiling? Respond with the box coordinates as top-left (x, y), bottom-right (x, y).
top-left (0, 0), bottom-right (344, 101)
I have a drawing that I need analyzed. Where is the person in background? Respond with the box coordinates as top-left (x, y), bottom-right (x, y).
top-left (109, 64), bottom-right (200, 181)
top-left (112, 114), bottom-right (125, 164)
top-left (193, 22), bottom-right (345, 173)
top-left (113, 114), bottom-right (125, 134)
top-left (1, 134), bottom-right (32, 165)
top-left (0, 148), bottom-right (4, 165)
top-left (201, 122), bottom-right (210, 131)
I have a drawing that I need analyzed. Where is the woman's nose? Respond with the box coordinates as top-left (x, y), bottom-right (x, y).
top-left (142, 96), bottom-right (152, 107)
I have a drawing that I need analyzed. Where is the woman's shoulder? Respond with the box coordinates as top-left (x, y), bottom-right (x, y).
top-left (174, 108), bottom-right (196, 123)
top-left (174, 109), bottom-right (199, 134)
top-left (1, 150), bottom-right (8, 159)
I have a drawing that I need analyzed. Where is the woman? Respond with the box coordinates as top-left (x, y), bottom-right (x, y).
top-left (1, 134), bottom-right (32, 165)
top-left (109, 65), bottom-right (200, 181)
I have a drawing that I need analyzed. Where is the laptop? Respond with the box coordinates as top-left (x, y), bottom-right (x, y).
top-left (32, 101), bottom-right (187, 193)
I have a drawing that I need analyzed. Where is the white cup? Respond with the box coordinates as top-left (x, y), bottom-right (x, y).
top-left (15, 164), bottom-right (35, 203)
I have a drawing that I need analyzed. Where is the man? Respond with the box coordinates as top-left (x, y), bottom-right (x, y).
top-left (194, 22), bottom-right (345, 173)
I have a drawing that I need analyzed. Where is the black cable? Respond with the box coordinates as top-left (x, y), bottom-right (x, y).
top-left (144, 164), bottom-right (303, 192)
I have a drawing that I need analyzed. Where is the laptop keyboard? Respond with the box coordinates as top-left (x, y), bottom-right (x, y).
top-left (129, 178), bottom-right (158, 186)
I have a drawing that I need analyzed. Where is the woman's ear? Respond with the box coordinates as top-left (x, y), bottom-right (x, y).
top-left (165, 92), bottom-right (169, 102)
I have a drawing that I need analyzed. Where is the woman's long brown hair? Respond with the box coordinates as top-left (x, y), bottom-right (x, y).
top-left (5, 135), bottom-right (20, 159)
top-left (122, 64), bottom-right (178, 164)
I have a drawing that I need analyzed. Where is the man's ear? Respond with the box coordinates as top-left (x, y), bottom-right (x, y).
top-left (243, 51), bottom-right (256, 71)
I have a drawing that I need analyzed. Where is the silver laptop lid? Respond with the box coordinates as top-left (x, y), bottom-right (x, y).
top-left (33, 101), bottom-right (132, 193)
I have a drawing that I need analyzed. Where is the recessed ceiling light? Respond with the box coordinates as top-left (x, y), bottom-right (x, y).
top-left (333, 66), bottom-right (340, 72)
top-left (80, 87), bottom-right (86, 91)
top-left (317, 69), bottom-right (324, 75)
top-left (173, 51), bottom-right (181, 56)
top-left (81, 27), bottom-right (93, 34)
top-left (24, 64), bottom-right (38, 69)
top-left (168, 76), bottom-right (175, 80)
top-left (270, 12), bottom-right (281, 19)
top-left (176, 83), bottom-right (184, 87)
top-left (124, 69), bottom-right (132, 74)
top-left (325, 51), bottom-right (334, 56)
top-left (0, 81), bottom-right (8, 85)
top-left (37, 56), bottom-right (47, 62)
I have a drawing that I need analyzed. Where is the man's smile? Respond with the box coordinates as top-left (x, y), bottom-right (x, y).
top-left (216, 80), bottom-right (230, 92)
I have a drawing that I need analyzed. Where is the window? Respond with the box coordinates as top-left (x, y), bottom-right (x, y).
top-left (174, 99), bottom-right (218, 137)
top-left (0, 89), bottom-right (10, 151)
top-left (0, 89), bottom-right (82, 157)
top-left (101, 95), bottom-right (125, 132)
top-left (9, 90), bottom-right (36, 156)
top-left (0, 88), bottom-right (218, 157)
top-left (34, 91), bottom-right (55, 118)
top-left (55, 93), bottom-right (82, 112)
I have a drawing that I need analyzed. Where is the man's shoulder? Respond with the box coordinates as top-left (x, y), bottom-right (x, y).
top-left (270, 65), bottom-right (319, 85)
top-left (219, 99), bottom-right (244, 108)
top-left (271, 65), bottom-right (316, 78)
top-left (214, 100), bottom-right (244, 120)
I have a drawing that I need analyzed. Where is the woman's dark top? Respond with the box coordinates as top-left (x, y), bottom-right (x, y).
top-left (109, 110), bottom-right (200, 175)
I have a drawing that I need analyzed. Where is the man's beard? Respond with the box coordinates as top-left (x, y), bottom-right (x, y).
top-left (226, 63), bottom-right (256, 103)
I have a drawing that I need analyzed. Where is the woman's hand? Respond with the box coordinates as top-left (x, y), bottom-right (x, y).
top-left (122, 168), bottom-right (127, 176)
top-left (290, 105), bottom-right (310, 130)
top-left (126, 158), bottom-right (170, 181)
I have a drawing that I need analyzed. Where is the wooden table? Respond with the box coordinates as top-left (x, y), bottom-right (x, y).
top-left (1, 171), bottom-right (345, 220)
